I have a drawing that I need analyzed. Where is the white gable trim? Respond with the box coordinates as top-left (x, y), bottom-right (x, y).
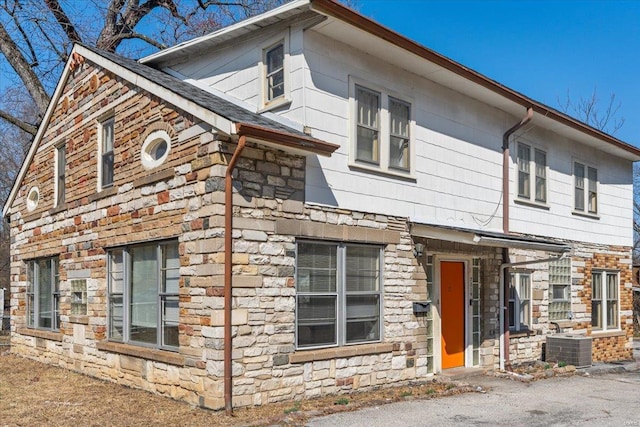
top-left (2, 44), bottom-right (235, 218)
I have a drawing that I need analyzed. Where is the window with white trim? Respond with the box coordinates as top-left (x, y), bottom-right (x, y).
top-left (100, 118), bottom-right (115, 189)
top-left (141, 130), bottom-right (171, 170)
top-left (352, 82), bottom-right (413, 174)
top-left (592, 270), bottom-right (618, 331)
top-left (508, 271), bottom-right (531, 331)
top-left (27, 258), bottom-right (60, 330)
top-left (296, 241), bottom-right (383, 349)
top-left (549, 258), bottom-right (571, 321)
top-left (574, 162), bottom-right (598, 214)
top-left (55, 144), bottom-right (66, 206)
top-left (265, 42), bottom-right (284, 102)
top-left (108, 241), bottom-right (180, 350)
top-left (517, 143), bottom-right (546, 203)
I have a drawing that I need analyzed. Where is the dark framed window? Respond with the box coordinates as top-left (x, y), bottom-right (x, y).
top-left (56, 144), bottom-right (66, 206)
top-left (101, 118), bottom-right (114, 188)
top-left (508, 272), bottom-right (530, 332)
top-left (296, 241), bottom-right (383, 349)
top-left (27, 258), bottom-right (60, 330)
top-left (108, 241), bottom-right (180, 350)
top-left (265, 42), bottom-right (284, 102)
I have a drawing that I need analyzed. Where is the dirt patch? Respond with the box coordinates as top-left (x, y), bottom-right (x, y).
top-left (0, 350), bottom-right (473, 426)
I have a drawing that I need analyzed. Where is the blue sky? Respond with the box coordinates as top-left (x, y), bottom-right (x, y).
top-left (358, 0), bottom-right (640, 146)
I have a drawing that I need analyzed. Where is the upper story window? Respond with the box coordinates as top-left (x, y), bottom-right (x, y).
top-left (592, 270), bottom-right (618, 331)
top-left (517, 143), bottom-right (546, 203)
top-left (351, 80), bottom-right (414, 176)
top-left (549, 258), bottom-right (571, 321)
top-left (296, 241), bottom-right (383, 349)
top-left (508, 271), bottom-right (531, 332)
top-left (100, 118), bottom-right (115, 189)
top-left (27, 257), bottom-right (60, 331)
top-left (574, 162), bottom-right (598, 215)
top-left (108, 241), bottom-right (180, 350)
top-left (55, 143), bottom-right (66, 206)
top-left (265, 42), bottom-right (284, 101)
top-left (261, 37), bottom-right (289, 110)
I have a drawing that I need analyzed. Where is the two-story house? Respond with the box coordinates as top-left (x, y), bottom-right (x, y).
top-left (4, 0), bottom-right (639, 411)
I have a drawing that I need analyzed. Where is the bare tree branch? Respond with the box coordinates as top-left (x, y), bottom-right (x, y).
top-left (0, 21), bottom-right (50, 116)
top-left (0, 109), bottom-right (37, 135)
top-left (557, 88), bottom-right (625, 135)
top-left (44, 0), bottom-right (82, 44)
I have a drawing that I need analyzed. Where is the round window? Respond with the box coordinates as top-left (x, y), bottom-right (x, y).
top-left (26, 187), bottom-right (39, 211)
top-left (141, 130), bottom-right (171, 169)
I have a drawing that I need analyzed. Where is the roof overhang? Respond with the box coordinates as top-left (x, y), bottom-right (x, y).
top-left (410, 222), bottom-right (571, 253)
top-left (236, 122), bottom-right (338, 156)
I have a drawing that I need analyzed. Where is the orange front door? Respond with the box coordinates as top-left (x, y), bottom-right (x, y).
top-left (440, 261), bottom-right (465, 369)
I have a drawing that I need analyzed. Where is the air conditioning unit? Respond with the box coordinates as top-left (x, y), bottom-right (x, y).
top-left (545, 334), bottom-right (592, 368)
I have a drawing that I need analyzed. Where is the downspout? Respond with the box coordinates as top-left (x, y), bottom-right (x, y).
top-left (500, 107), bottom-right (533, 370)
top-left (502, 107), bottom-right (533, 234)
top-left (498, 252), bottom-right (569, 371)
top-left (224, 134), bottom-right (246, 415)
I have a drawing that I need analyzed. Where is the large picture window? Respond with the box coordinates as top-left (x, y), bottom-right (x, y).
top-left (27, 258), bottom-right (60, 330)
top-left (592, 271), bottom-right (618, 331)
top-left (108, 241), bottom-right (180, 350)
top-left (296, 241), bottom-right (383, 349)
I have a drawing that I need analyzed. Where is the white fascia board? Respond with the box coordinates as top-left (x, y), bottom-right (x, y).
top-left (2, 48), bottom-right (76, 218)
top-left (140, 0), bottom-right (310, 65)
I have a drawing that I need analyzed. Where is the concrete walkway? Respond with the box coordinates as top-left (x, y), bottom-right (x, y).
top-left (308, 339), bottom-right (640, 427)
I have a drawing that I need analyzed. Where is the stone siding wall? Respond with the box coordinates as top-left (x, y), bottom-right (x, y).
top-left (8, 58), bottom-right (434, 410)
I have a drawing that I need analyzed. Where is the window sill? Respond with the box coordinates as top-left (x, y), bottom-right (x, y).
top-left (514, 198), bottom-right (550, 210)
top-left (508, 329), bottom-right (536, 338)
top-left (49, 202), bottom-right (68, 215)
top-left (572, 210), bottom-right (600, 220)
top-left (590, 330), bottom-right (626, 339)
top-left (88, 186), bottom-right (118, 203)
top-left (68, 315), bottom-right (89, 325)
top-left (290, 342), bottom-right (393, 364)
top-left (96, 341), bottom-right (185, 366)
top-left (258, 97), bottom-right (291, 113)
top-left (133, 168), bottom-right (175, 188)
top-left (17, 327), bottom-right (63, 342)
top-left (348, 162), bottom-right (416, 182)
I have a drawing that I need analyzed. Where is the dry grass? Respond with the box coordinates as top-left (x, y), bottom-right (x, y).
top-left (0, 344), bottom-right (471, 426)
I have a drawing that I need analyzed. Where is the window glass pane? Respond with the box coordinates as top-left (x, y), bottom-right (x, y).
top-left (27, 262), bottom-right (35, 327)
top-left (130, 245), bottom-right (158, 344)
top-left (297, 243), bottom-right (337, 293)
top-left (517, 144), bottom-right (530, 198)
top-left (110, 250), bottom-right (124, 294)
top-left (37, 259), bottom-right (52, 328)
top-left (592, 272), bottom-right (602, 328)
top-left (535, 149), bottom-right (546, 202)
top-left (606, 273), bottom-right (618, 328)
top-left (389, 98), bottom-right (410, 170)
top-left (266, 44), bottom-right (284, 100)
top-left (102, 153), bottom-right (114, 187)
top-left (297, 295), bottom-right (336, 347)
top-left (346, 246), bottom-right (380, 292)
top-left (588, 167), bottom-right (597, 213)
top-left (109, 294), bottom-right (124, 341)
top-left (575, 163), bottom-right (585, 210)
top-left (346, 295), bottom-right (380, 343)
top-left (162, 296), bottom-right (179, 348)
top-left (102, 120), bottom-right (114, 152)
top-left (162, 243), bottom-right (180, 294)
top-left (356, 86), bottom-right (380, 164)
top-left (57, 146), bottom-right (66, 205)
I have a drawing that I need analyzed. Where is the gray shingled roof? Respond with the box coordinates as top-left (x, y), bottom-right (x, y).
top-left (82, 44), bottom-right (309, 138)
